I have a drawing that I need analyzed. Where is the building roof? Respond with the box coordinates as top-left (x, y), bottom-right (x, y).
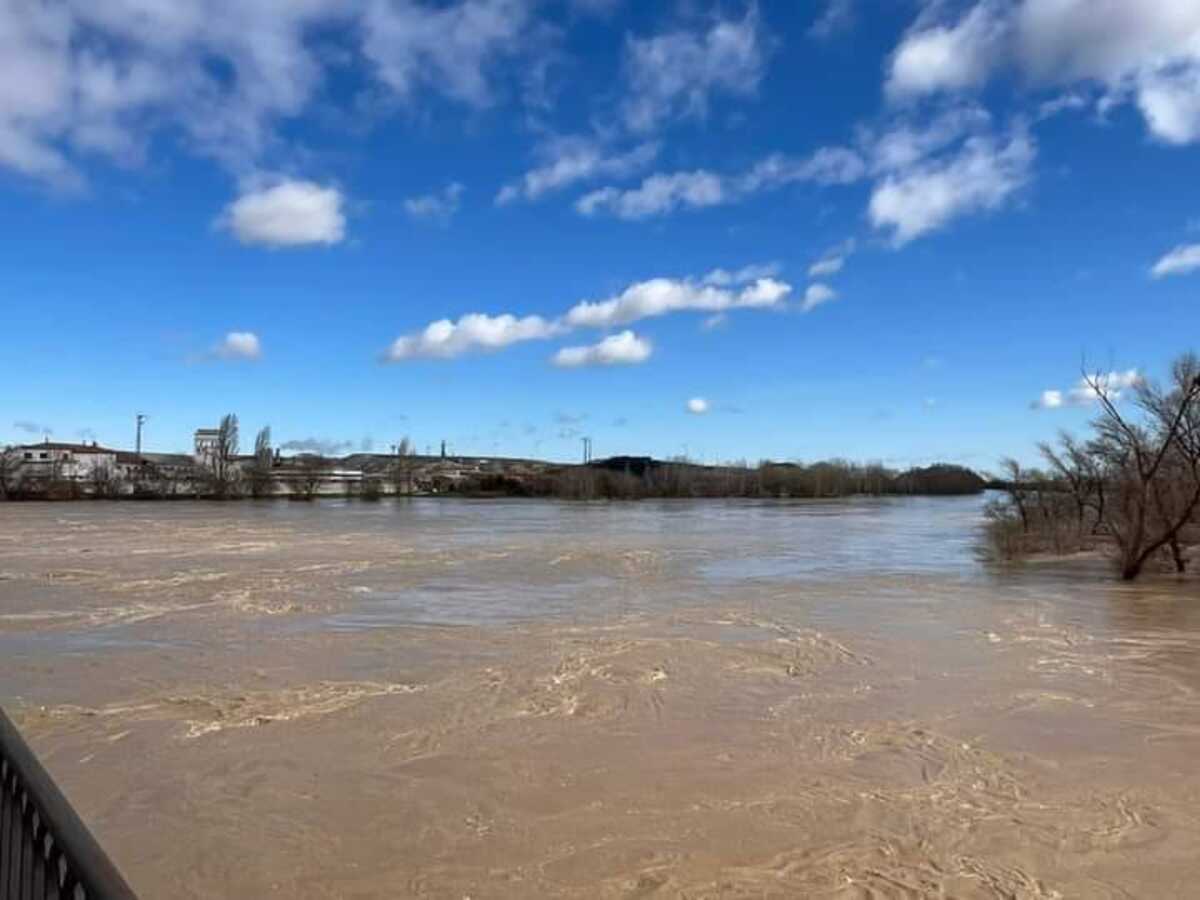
top-left (14, 442), bottom-right (119, 455)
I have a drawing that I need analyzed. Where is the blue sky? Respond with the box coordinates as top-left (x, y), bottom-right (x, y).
top-left (3, 0), bottom-right (1200, 469)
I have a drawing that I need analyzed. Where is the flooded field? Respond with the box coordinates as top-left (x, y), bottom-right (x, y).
top-left (3, 497), bottom-right (1200, 898)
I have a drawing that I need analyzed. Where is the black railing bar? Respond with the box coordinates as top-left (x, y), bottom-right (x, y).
top-left (0, 705), bottom-right (138, 900)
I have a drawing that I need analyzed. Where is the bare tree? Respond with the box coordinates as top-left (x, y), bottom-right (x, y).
top-left (0, 446), bottom-right (18, 500)
top-left (248, 426), bottom-right (275, 498)
top-left (998, 458), bottom-right (1031, 532)
top-left (296, 455), bottom-right (324, 500)
top-left (208, 413), bottom-right (241, 498)
top-left (88, 461), bottom-right (123, 499)
top-left (390, 436), bottom-right (414, 495)
top-left (1088, 357), bottom-right (1200, 579)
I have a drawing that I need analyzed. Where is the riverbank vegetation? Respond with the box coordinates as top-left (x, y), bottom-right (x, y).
top-left (985, 353), bottom-right (1200, 580)
top-left (454, 460), bottom-right (984, 501)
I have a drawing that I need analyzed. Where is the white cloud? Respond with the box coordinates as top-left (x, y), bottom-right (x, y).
top-left (405, 182), bottom-right (464, 223)
top-left (214, 331), bottom-right (262, 360)
top-left (496, 138), bottom-right (658, 204)
top-left (802, 283), bottom-right (837, 312)
top-left (702, 263), bottom-right (780, 286)
top-left (565, 276), bottom-right (791, 329)
top-left (1151, 243), bottom-right (1200, 279)
top-left (576, 170), bottom-right (725, 219)
top-left (622, 8), bottom-right (766, 132)
top-left (886, 1), bottom-right (1200, 144)
top-left (218, 179), bottom-right (346, 247)
top-left (384, 312), bottom-right (562, 361)
top-left (886, 1), bottom-right (1010, 100)
top-left (739, 146), bottom-right (868, 191)
top-left (576, 144), bottom-right (870, 220)
top-left (808, 239), bottom-right (855, 278)
top-left (809, 0), bottom-right (855, 40)
top-left (0, 0), bottom-right (345, 183)
top-left (0, 0), bottom-right (562, 187)
top-left (1034, 389), bottom-right (1063, 409)
top-left (574, 104), bottom-right (1018, 242)
top-left (384, 270), bottom-right (790, 362)
top-left (807, 257), bottom-right (843, 277)
top-left (1137, 66), bottom-right (1200, 145)
top-left (1034, 370), bottom-right (1142, 409)
top-left (361, 0), bottom-right (534, 107)
top-left (686, 397), bottom-right (710, 415)
top-left (868, 128), bottom-right (1034, 245)
top-left (866, 105), bottom-right (992, 173)
top-left (552, 330), bottom-right (652, 367)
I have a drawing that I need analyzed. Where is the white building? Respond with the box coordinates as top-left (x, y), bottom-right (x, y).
top-left (10, 441), bottom-right (120, 482)
top-left (193, 428), bottom-right (221, 465)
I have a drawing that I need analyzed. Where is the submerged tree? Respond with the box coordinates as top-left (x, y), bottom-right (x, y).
top-left (296, 454), bottom-right (325, 500)
top-left (248, 426), bottom-right (275, 498)
top-left (1086, 356), bottom-right (1200, 580)
top-left (390, 436), bottom-right (414, 495)
top-left (0, 446), bottom-right (18, 499)
top-left (209, 413), bottom-right (241, 498)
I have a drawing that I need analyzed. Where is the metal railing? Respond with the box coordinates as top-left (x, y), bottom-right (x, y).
top-left (0, 706), bottom-right (138, 900)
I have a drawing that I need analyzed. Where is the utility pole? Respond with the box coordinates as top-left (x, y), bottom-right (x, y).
top-left (135, 413), bottom-right (148, 458)
top-left (581, 436), bottom-right (592, 463)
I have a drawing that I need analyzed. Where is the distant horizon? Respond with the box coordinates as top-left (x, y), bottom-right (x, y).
top-left (5, 3), bottom-right (1199, 470)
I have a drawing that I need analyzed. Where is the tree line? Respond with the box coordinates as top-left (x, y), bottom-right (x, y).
top-left (448, 459), bottom-right (985, 501)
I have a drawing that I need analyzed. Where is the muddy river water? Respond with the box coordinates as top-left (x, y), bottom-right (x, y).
top-left (2, 497), bottom-right (1200, 898)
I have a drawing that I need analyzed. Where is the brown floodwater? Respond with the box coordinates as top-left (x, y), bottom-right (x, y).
top-left (2, 496), bottom-right (1200, 898)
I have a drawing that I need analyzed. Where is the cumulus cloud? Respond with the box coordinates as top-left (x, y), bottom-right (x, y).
top-left (1151, 243), bottom-right (1200, 279)
top-left (1033, 370), bottom-right (1143, 409)
top-left (621, 8), bottom-right (766, 132)
top-left (886, 1), bottom-right (1200, 144)
top-left (213, 331), bottom-right (262, 361)
top-left (686, 397), bottom-right (710, 415)
top-left (565, 277), bottom-right (790, 329)
top-left (551, 330), bottom-right (652, 367)
top-left (886, 1), bottom-right (1010, 99)
top-left (808, 239), bottom-right (855, 277)
top-left (802, 283), bottom-right (837, 312)
top-left (497, 138), bottom-right (658, 204)
top-left (1136, 65), bottom-right (1200, 145)
top-left (218, 179), bottom-right (345, 247)
top-left (384, 270), bottom-right (790, 362)
top-left (868, 128), bottom-right (1035, 245)
top-left (404, 182), bottom-right (464, 223)
top-left (384, 312), bottom-right (562, 361)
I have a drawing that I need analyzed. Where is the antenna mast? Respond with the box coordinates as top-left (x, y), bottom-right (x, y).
top-left (135, 413), bottom-right (148, 457)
